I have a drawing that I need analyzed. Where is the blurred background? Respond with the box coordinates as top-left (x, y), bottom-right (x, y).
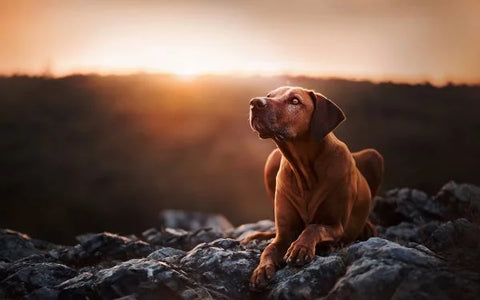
top-left (1, 0), bottom-right (479, 243)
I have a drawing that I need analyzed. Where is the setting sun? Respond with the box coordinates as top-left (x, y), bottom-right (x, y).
top-left (58, 35), bottom-right (291, 77)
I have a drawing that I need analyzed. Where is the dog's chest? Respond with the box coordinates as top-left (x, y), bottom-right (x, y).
top-left (277, 167), bottom-right (331, 224)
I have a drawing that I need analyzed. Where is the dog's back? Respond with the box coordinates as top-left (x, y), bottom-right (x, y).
top-left (264, 147), bottom-right (384, 201)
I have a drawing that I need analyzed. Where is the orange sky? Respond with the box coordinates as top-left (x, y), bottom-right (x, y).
top-left (1, 0), bottom-right (479, 84)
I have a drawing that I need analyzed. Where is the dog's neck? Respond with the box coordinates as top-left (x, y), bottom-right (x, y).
top-left (274, 133), bottom-right (335, 193)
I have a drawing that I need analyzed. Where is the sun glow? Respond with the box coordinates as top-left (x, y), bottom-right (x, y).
top-left (57, 35), bottom-right (289, 78)
top-left (2, 1), bottom-right (480, 84)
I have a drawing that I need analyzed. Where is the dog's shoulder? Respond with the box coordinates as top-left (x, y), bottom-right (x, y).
top-left (320, 136), bottom-right (355, 179)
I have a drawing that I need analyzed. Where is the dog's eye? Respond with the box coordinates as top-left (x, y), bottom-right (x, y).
top-left (289, 98), bottom-right (300, 105)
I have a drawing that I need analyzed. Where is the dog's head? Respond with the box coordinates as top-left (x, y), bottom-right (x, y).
top-left (249, 86), bottom-right (345, 141)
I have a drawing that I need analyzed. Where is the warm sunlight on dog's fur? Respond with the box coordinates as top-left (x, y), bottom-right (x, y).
top-left (244, 86), bottom-right (384, 290)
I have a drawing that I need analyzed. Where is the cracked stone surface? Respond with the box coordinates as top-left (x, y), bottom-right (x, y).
top-left (1, 181), bottom-right (480, 299)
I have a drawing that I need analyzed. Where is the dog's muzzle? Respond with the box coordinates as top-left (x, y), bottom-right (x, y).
top-left (249, 97), bottom-right (274, 138)
top-left (250, 97), bottom-right (267, 110)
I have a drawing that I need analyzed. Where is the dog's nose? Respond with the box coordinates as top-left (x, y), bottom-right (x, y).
top-left (250, 97), bottom-right (268, 109)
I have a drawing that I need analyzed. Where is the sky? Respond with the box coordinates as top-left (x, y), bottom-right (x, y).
top-left (1, 0), bottom-right (479, 84)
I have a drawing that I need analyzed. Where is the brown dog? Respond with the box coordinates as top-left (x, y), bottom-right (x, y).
top-left (246, 86), bottom-right (384, 290)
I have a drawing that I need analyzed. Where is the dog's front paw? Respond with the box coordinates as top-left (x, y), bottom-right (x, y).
top-left (284, 241), bottom-right (315, 266)
top-left (249, 262), bottom-right (276, 291)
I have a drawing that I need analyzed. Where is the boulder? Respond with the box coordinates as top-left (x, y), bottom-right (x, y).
top-left (58, 258), bottom-right (216, 299)
top-left (371, 188), bottom-right (443, 226)
top-left (325, 238), bottom-right (441, 299)
top-left (1, 182), bottom-right (480, 299)
top-left (1, 262), bottom-right (77, 299)
top-left (159, 209), bottom-right (234, 233)
top-left (372, 181), bottom-right (480, 227)
top-left (376, 221), bottom-right (440, 245)
top-left (0, 229), bottom-right (44, 262)
top-left (142, 227), bottom-right (224, 251)
top-left (51, 232), bottom-right (156, 266)
top-left (228, 219), bottom-right (275, 240)
top-left (425, 218), bottom-right (480, 271)
top-left (267, 255), bottom-right (345, 299)
top-left (180, 239), bottom-right (261, 299)
top-left (433, 181), bottom-right (480, 222)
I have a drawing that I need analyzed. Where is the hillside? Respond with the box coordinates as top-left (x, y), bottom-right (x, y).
top-left (1, 74), bottom-right (480, 242)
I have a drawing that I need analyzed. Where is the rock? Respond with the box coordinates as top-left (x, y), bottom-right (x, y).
top-left (1, 262), bottom-right (77, 299)
top-left (268, 255), bottom-right (346, 299)
top-left (180, 238), bottom-right (260, 299)
top-left (391, 268), bottom-right (480, 300)
top-left (425, 218), bottom-right (480, 271)
top-left (147, 247), bottom-right (186, 264)
top-left (325, 238), bottom-right (442, 299)
top-left (0, 254), bottom-right (59, 282)
top-left (2, 182), bottom-right (480, 299)
top-left (372, 182), bottom-right (480, 228)
top-left (55, 272), bottom-right (96, 299)
top-left (377, 221), bottom-right (440, 245)
top-left (371, 188), bottom-right (443, 226)
top-left (25, 286), bottom-right (60, 300)
top-left (433, 181), bottom-right (480, 223)
top-left (142, 227), bottom-right (224, 251)
top-left (159, 209), bottom-right (234, 233)
top-left (228, 219), bottom-right (275, 240)
top-left (53, 232), bottom-right (156, 266)
top-left (346, 238), bottom-right (441, 268)
top-left (0, 229), bottom-right (43, 262)
top-left (58, 258), bottom-right (216, 300)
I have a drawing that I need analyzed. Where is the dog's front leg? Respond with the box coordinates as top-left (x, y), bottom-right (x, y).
top-left (249, 199), bottom-right (302, 290)
top-left (249, 237), bottom-right (290, 290)
top-left (284, 223), bottom-right (344, 266)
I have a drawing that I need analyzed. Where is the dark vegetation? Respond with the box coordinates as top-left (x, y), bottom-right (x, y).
top-left (1, 74), bottom-right (479, 243)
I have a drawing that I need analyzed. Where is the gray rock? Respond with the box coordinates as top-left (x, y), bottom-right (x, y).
top-left (159, 209), bottom-right (234, 233)
top-left (53, 232), bottom-right (156, 266)
top-left (142, 227), bottom-right (224, 251)
top-left (0, 229), bottom-right (43, 262)
top-left (433, 181), bottom-right (480, 222)
top-left (325, 238), bottom-right (442, 300)
top-left (228, 219), bottom-right (275, 240)
top-left (268, 255), bottom-right (346, 299)
top-left (371, 188), bottom-right (443, 226)
top-left (180, 238), bottom-right (260, 299)
top-left (372, 182), bottom-right (480, 228)
top-left (347, 238), bottom-right (441, 269)
top-left (3, 182), bottom-right (480, 299)
top-left (25, 287), bottom-right (60, 300)
top-left (391, 269), bottom-right (480, 300)
top-left (425, 218), bottom-right (480, 271)
top-left (0, 254), bottom-right (59, 283)
top-left (56, 271), bottom-right (96, 299)
top-left (1, 262), bottom-right (77, 299)
top-left (147, 247), bottom-right (186, 264)
top-left (59, 258), bottom-right (216, 300)
top-left (377, 221), bottom-right (440, 245)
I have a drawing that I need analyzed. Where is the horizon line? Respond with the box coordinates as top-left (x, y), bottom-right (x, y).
top-left (1, 70), bottom-right (479, 88)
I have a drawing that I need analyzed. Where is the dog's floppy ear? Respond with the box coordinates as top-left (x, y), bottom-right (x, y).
top-left (308, 91), bottom-right (346, 140)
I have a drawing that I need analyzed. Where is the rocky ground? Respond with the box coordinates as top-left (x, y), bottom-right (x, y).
top-left (1, 181), bottom-right (480, 299)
